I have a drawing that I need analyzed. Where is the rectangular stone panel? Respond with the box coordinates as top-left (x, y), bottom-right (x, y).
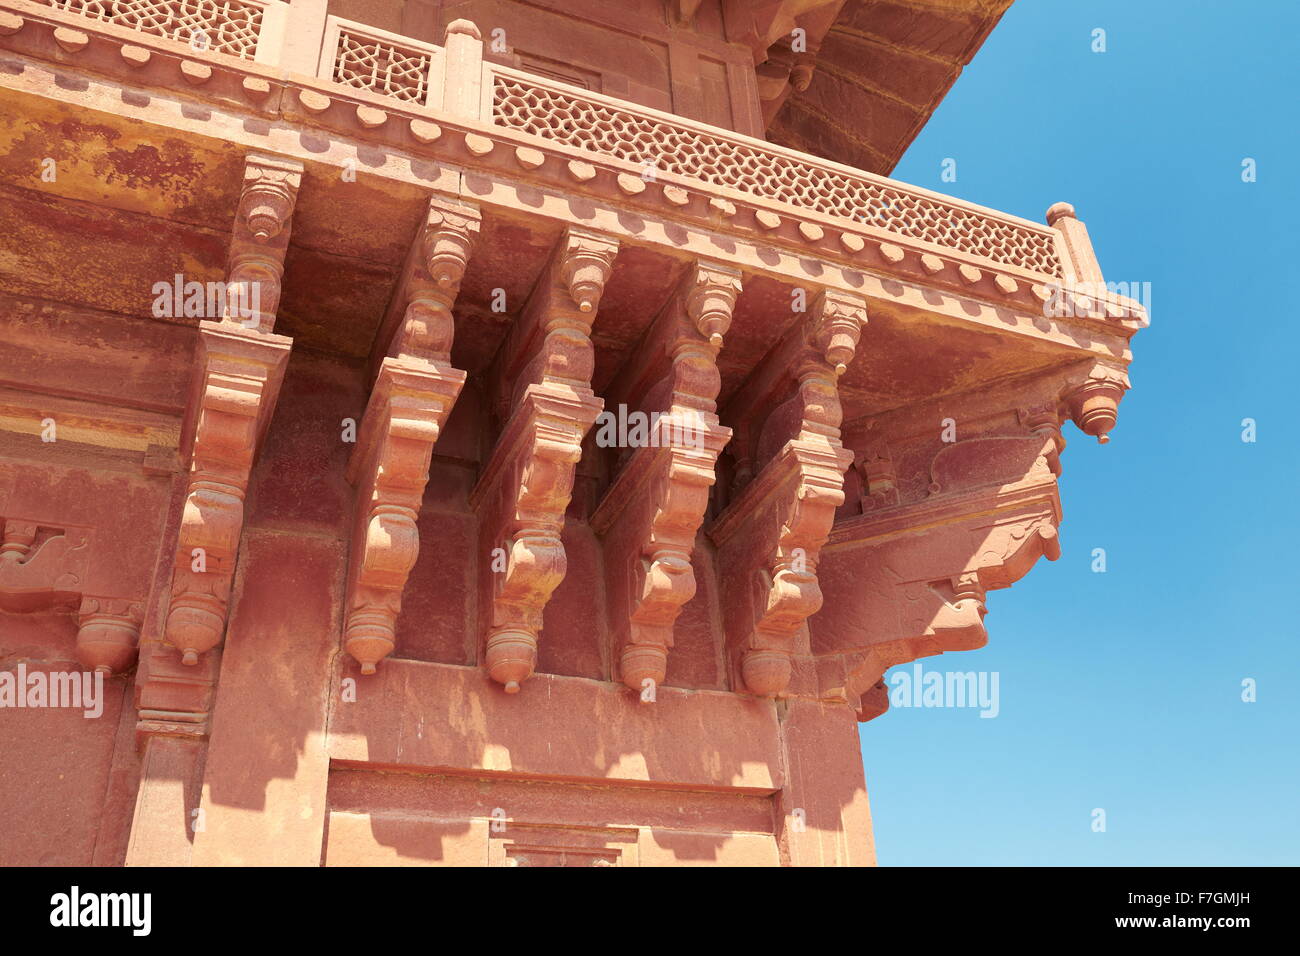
top-left (328, 658), bottom-right (783, 791)
top-left (322, 766), bottom-right (778, 867)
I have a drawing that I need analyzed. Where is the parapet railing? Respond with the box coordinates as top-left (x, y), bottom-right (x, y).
top-left (24, 5), bottom-right (1081, 285)
top-left (485, 64), bottom-right (1064, 278)
top-left (317, 15), bottom-right (444, 108)
top-left (41, 0), bottom-right (283, 61)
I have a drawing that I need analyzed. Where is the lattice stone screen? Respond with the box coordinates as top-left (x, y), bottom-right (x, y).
top-left (332, 27), bottom-right (433, 104)
top-left (45, 0), bottom-right (265, 60)
top-left (493, 74), bottom-right (1063, 277)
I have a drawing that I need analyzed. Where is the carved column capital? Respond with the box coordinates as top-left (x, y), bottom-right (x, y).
top-left (684, 262), bottom-right (742, 348)
top-left (810, 289), bottom-right (867, 377)
top-left (423, 197), bottom-right (481, 289)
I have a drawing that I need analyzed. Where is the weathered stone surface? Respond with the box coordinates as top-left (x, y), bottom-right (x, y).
top-left (0, 2), bottom-right (1141, 867)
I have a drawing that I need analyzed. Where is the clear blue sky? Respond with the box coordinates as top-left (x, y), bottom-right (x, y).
top-left (861, 0), bottom-right (1300, 866)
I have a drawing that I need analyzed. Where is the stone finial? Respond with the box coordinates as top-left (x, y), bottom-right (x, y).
top-left (685, 263), bottom-right (742, 348)
top-left (812, 290), bottom-right (867, 377)
top-left (445, 19), bottom-right (482, 41)
top-left (1045, 202), bottom-right (1076, 226)
top-left (560, 231), bottom-right (619, 314)
top-left (1063, 366), bottom-right (1129, 444)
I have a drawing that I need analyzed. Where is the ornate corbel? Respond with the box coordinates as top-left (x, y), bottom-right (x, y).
top-left (163, 153), bottom-right (301, 667)
top-left (471, 227), bottom-right (619, 692)
top-left (344, 196), bottom-right (480, 673)
top-left (1017, 403), bottom-right (1065, 474)
top-left (76, 596), bottom-right (144, 674)
top-left (814, 413), bottom-right (1065, 719)
top-left (0, 517), bottom-right (88, 612)
top-left (222, 155), bottom-right (301, 333)
top-left (591, 262), bottom-right (741, 693)
top-left (0, 516), bottom-right (145, 674)
top-left (1062, 363), bottom-right (1129, 444)
top-left (713, 288), bottom-right (866, 697)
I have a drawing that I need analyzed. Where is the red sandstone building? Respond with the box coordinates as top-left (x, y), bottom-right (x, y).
top-left (0, 0), bottom-right (1144, 866)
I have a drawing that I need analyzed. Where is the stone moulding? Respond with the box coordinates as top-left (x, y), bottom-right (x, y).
top-left (590, 261), bottom-right (741, 693)
top-left (163, 152), bottom-right (300, 668)
top-left (470, 227), bottom-right (619, 693)
top-left (711, 288), bottom-right (866, 698)
top-left (344, 195), bottom-right (480, 674)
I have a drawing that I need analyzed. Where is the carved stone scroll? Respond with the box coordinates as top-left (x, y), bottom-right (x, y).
top-left (162, 153), bottom-right (301, 667)
top-left (470, 227), bottom-right (619, 692)
top-left (0, 516), bottom-right (144, 675)
top-left (343, 196), bottom-right (480, 674)
top-left (590, 261), bottom-right (740, 693)
top-left (712, 288), bottom-right (866, 697)
top-left (0, 517), bottom-right (89, 613)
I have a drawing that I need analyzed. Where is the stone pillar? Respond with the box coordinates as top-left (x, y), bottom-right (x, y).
top-left (442, 19), bottom-right (485, 121)
top-left (274, 0), bottom-right (329, 76)
top-left (776, 699), bottom-right (876, 867)
top-left (1047, 202), bottom-right (1104, 286)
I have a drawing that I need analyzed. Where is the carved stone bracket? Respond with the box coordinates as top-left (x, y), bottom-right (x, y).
top-left (164, 325), bottom-right (290, 666)
top-left (712, 288), bottom-right (866, 697)
top-left (0, 517), bottom-right (89, 612)
top-left (813, 426), bottom-right (1064, 720)
top-left (471, 227), bottom-right (619, 692)
top-left (76, 596), bottom-right (144, 674)
top-left (343, 195), bottom-right (480, 674)
top-left (591, 261), bottom-right (741, 693)
top-left (0, 517), bottom-right (145, 674)
top-left (222, 154), bottom-right (302, 333)
top-left (163, 153), bottom-right (301, 668)
top-left (1062, 361), bottom-right (1130, 444)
